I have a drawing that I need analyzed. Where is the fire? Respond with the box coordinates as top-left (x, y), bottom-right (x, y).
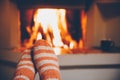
top-left (36, 32), bottom-right (42, 40)
top-left (23, 8), bottom-right (87, 54)
top-left (35, 9), bottom-right (64, 47)
top-left (81, 10), bottom-right (87, 48)
top-left (34, 8), bottom-right (77, 48)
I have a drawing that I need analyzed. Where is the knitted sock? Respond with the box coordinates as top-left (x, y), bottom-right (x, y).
top-left (14, 49), bottom-right (35, 80)
top-left (33, 40), bottom-right (61, 80)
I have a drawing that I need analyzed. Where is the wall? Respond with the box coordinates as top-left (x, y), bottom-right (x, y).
top-left (86, 2), bottom-right (120, 48)
top-left (0, 0), bottom-right (20, 49)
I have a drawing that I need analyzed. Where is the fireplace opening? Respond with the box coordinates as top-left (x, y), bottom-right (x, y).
top-left (19, 8), bottom-right (87, 55)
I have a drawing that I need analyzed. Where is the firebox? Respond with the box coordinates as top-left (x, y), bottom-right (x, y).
top-left (20, 8), bottom-right (87, 53)
top-left (9, 0), bottom-right (94, 55)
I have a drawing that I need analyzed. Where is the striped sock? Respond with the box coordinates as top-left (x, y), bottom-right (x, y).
top-left (33, 40), bottom-right (61, 80)
top-left (14, 49), bottom-right (35, 80)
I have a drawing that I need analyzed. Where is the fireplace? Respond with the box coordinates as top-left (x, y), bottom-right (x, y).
top-left (20, 9), bottom-right (83, 46)
top-left (8, 0), bottom-right (94, 55)
top-left (1, 0), bottom-right (120, 54)
top-left (19, 8), bottom-right (87, 54)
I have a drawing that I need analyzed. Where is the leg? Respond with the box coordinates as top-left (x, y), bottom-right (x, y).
top-left (13, 49), bottom-right (35, 80)
top-left (33, 40), bottom-right (61, 80)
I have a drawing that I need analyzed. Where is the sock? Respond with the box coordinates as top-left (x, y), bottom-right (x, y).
top-left (33, 39), bottom-right (61, 80)
top-left (13, 49), bottom-right (35, 80)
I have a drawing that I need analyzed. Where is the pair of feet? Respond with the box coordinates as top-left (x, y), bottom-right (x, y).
top-left (14, 39), bottom-right (61, 80)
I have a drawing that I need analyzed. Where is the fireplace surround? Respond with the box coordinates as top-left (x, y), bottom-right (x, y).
top-left (8, 0), bottom-right (94, 54)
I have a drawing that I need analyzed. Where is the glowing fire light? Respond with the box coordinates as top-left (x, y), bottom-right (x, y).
top-left (34, 9), bottom-right (64, 47)
top-left (81, 10), bottom-right (87, 48)
top-left (37, 32), bottom-right (42, 40)
top-left (24, 8), bottom-right (87, 54)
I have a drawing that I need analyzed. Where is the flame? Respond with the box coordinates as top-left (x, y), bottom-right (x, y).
top-left (34, 9), bottom-right (64, 47)
top-left (37, 32), bottom-right (42, 40)
top-left (81, 10), bottom-right (87, 48)
top-left (23, 8), bottom-right (87, 54)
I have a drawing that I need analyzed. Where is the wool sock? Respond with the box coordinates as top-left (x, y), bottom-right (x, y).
top-left (33, 40), bottom-right (61, 80)
top-left (14, 49), bottom-right (35, 80)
